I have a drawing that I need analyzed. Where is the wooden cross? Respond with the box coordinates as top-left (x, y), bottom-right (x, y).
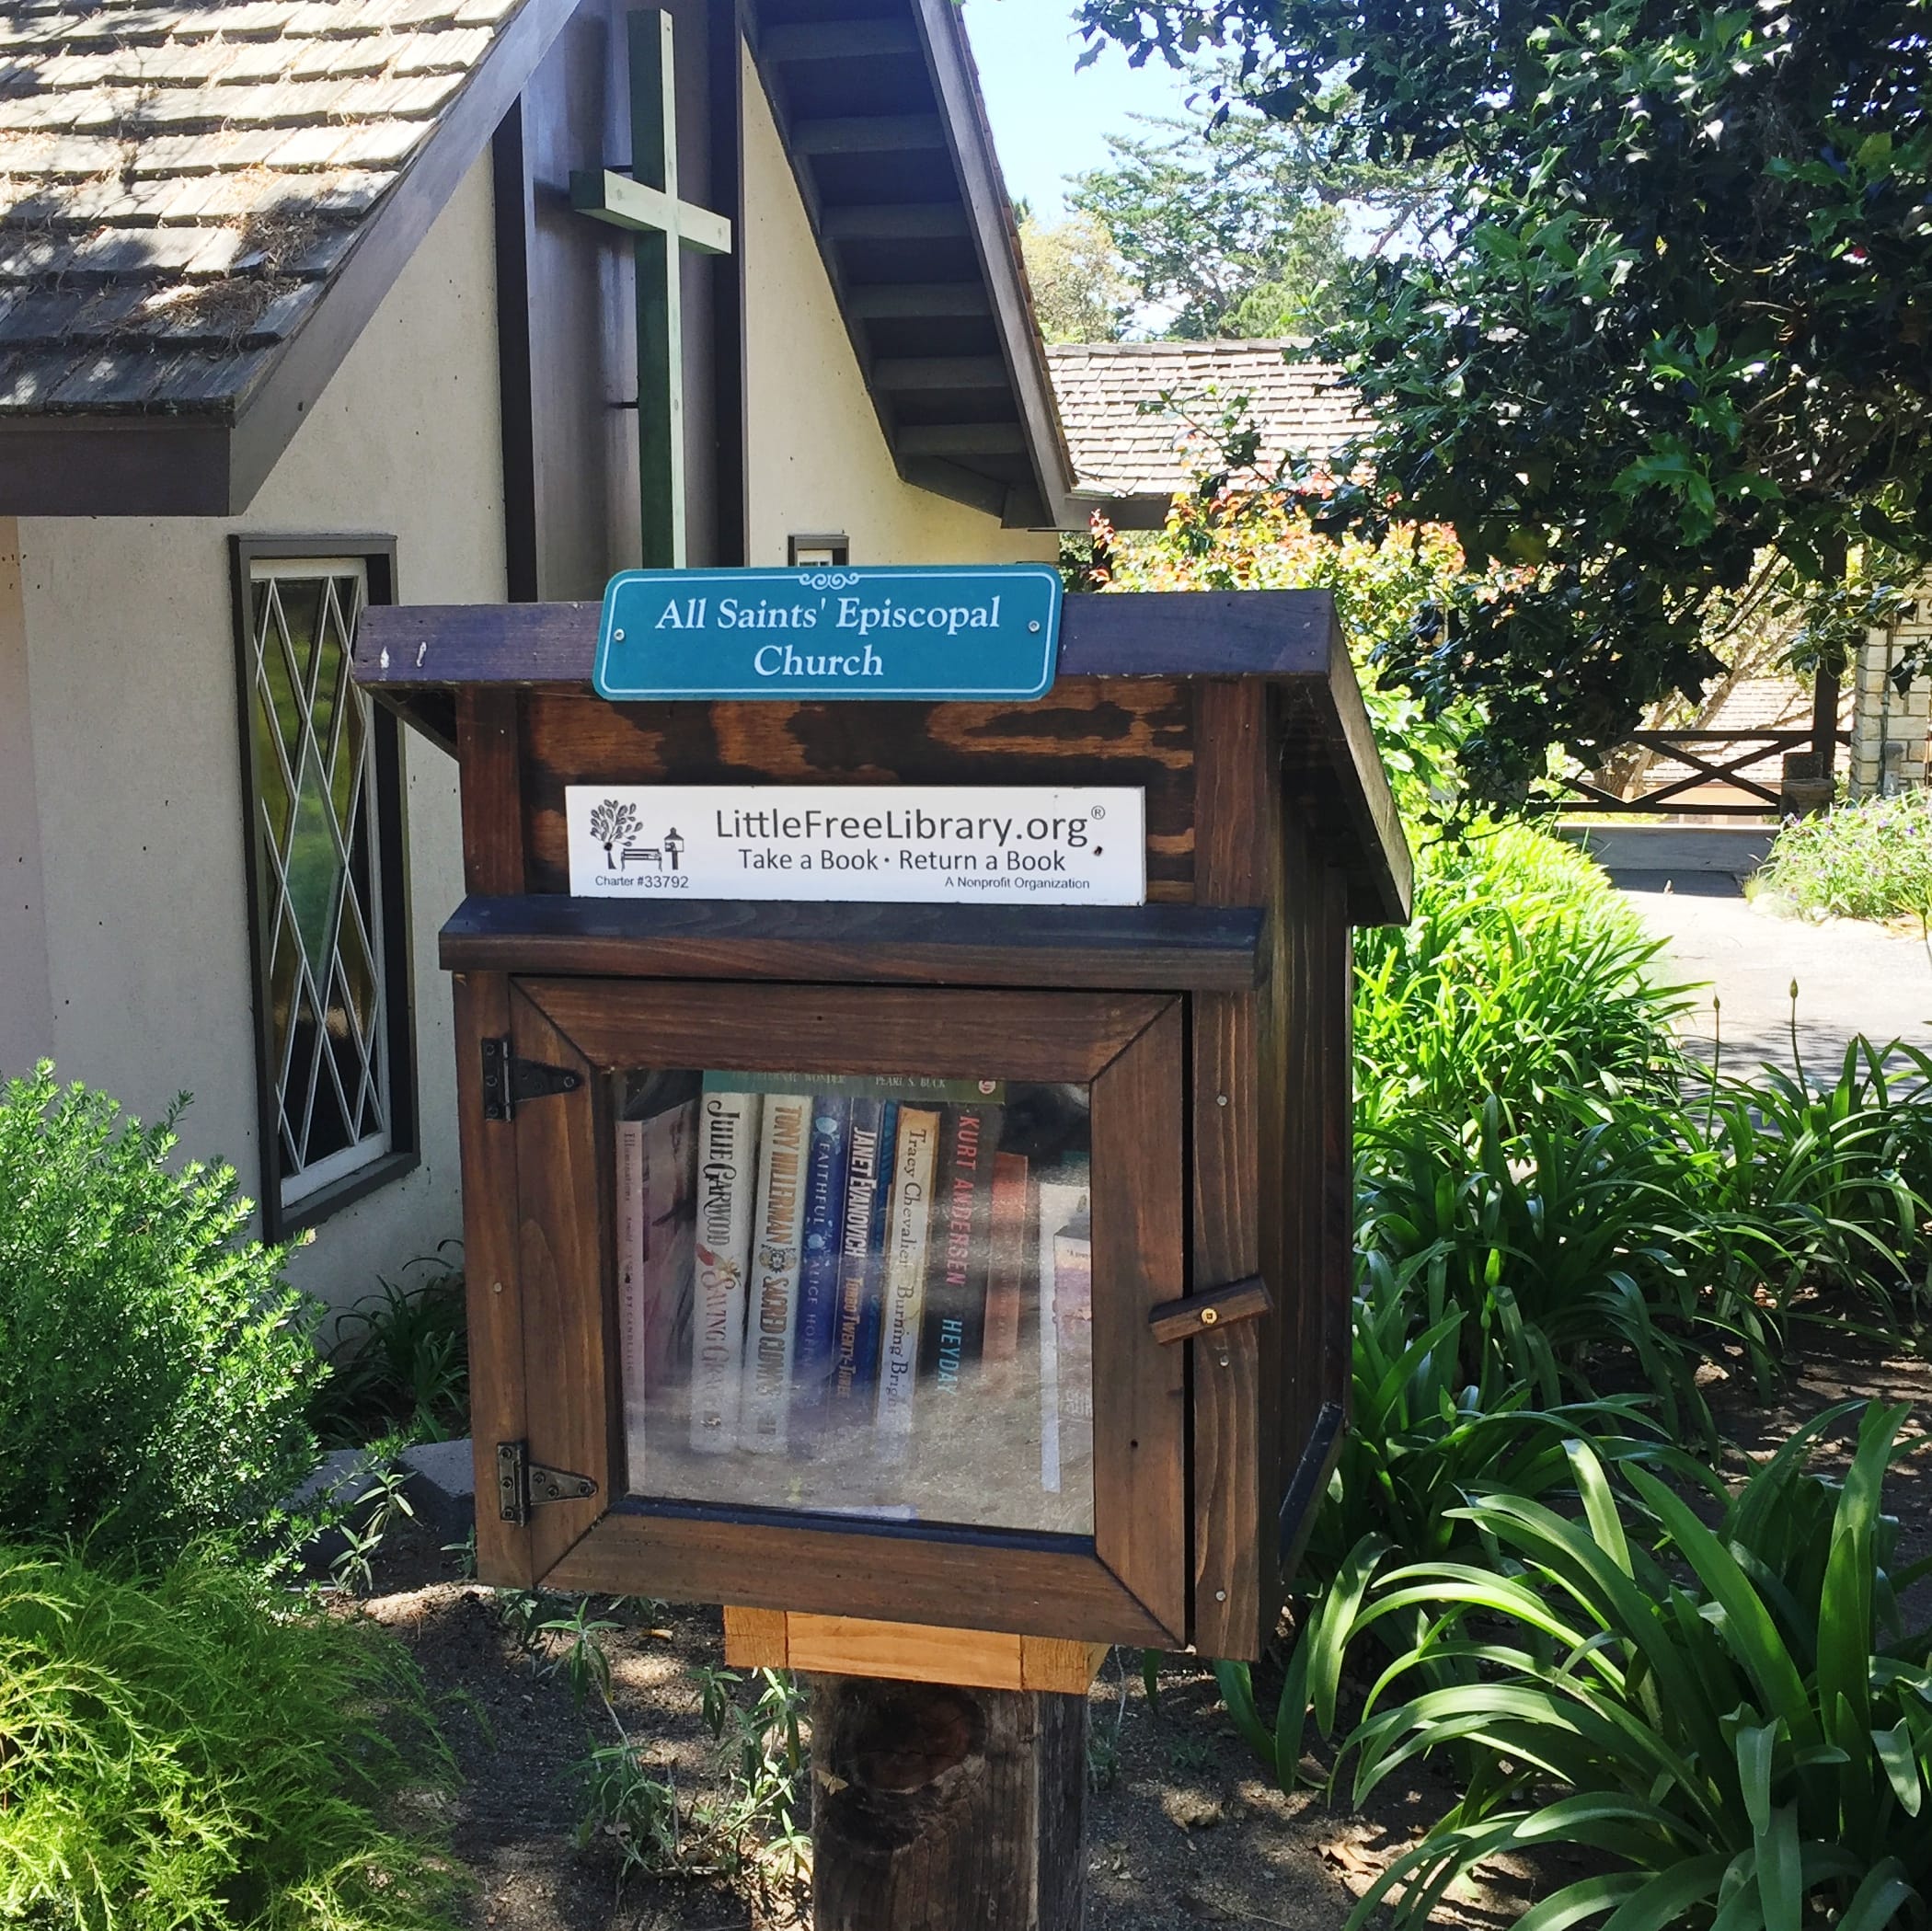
top-left (570, 8), bottom-right (733, 569)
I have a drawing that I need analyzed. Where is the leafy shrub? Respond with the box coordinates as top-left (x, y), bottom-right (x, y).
top-left (1357, 1086), bottom-right (1758, 1441)
top-left (0, 1064), bottom-right (323, 1558)
top-left (1359, 1053), bottom-right (1932, 1444)
top-left (1354, 822), bottom-right (1689, 1133)
top-left (1693, 1042), bottom-right (1932, 1331)
top-left (1757, 787), bottom-right (1932, 932)
top-left (308, 1249), bottom-right (469, 1450)
top-left (1304, 1250), bottom-right (1687, 1582)
top-left (1332, 1403), bottom-right (1932, 1931)
top-left (0, 1541), bottom-right (460, 1930)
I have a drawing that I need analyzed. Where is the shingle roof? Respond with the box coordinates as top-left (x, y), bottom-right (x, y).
top-left (0, 0), bottom-right (531, 418)
top-left (1045, 339), bottom-right (1365, 501)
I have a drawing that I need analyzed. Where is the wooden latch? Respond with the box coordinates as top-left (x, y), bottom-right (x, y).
top-left (1147, 1273), bottom-right (1273, 1344)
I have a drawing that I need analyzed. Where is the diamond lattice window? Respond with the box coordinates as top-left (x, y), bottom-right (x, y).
top-left (246, 558), bottom-right (397, 1211)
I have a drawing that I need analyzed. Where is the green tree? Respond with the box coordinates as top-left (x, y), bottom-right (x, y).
top-left (1075, 0), bottom-right (1932, 807)
top-left (1070, 117), bottom-right (1350, 337)
top-left (1018, 210), bottom-right (1133, 341)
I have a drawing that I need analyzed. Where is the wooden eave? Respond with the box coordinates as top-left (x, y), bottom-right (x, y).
top-left (353, 587), bottom-right (1412, 924)
top-left (745, 0), bottom-right (1078, 532)
top-left (0, 0), bottom-right (574, 520)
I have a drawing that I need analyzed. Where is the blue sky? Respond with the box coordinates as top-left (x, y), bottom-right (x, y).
top-left (960, 2), bottom-right (1201, 220)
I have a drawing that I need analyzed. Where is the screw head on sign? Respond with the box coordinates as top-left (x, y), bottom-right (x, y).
top-left (1029, 620), bottom-right (1041, 632)
top-left (613, 628), bottom-right (626, 642)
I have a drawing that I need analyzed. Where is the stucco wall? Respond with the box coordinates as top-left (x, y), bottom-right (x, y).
top-left (14, 154), bottom-right (502, 1314)
top-left (740, 45), bottom-right (1059, 569)
top-left (0, 521), bottom-right (54, 1076)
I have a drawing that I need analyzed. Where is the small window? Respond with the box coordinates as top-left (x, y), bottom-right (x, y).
top-left (788, 534), bottom-right (850, 568)
top-left (233, 542), bottom-right (417, 1235)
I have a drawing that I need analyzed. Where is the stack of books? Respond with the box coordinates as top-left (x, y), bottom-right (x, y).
top-left (613, 1070), bottom-right (1094, 1531)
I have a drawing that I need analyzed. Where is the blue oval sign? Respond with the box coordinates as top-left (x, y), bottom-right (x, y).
top-left (594, 564), bottom-right (1064, 702)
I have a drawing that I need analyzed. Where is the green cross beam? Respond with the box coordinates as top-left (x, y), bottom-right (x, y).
top-left (570, 8), bottom-right (733, 569)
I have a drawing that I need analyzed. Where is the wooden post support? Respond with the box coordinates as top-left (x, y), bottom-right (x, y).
top-left (810, 1676), bottom-right (1087, 1931)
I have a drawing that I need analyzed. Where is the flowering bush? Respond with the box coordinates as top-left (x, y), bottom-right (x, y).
top-left (1755, 787), bottom-right (1932, 932)
top-left (1089, 463), bottom-right (1481, 820)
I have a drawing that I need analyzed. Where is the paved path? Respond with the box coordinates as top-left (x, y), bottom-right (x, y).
top-left (1611, 870), bottom-right (1932, 1078)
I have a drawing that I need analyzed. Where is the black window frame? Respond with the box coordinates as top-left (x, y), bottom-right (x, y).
top-left (788, 533), bottom-right (850, 567)
top-left (229, 534), bottom-right (420, 1241)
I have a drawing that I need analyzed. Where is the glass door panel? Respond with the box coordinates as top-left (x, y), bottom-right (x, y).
top-left (609, 1067), bottom-right (1095, 1536)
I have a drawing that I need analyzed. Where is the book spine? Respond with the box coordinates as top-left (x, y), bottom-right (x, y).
top-left (1054, 1220), bottom-right (1095, 1479)
top-left (790, 1095), bottom-right (853, 1437)
top-left (738, 1093), bottom-right (811, 1454)
top-left (687, 1091), bottom-right (763, 1453)
top-left (830, 1098), bottom-right (895, 1415)
top-left (638, 1099), bottom-right (698, 1398)
top-left (853, 1102), bottom-right (900, 1396)
top-left (616, 1120), bottom-right (648, 1481)
top-left (1036, 1179), bottom-right (1088, 1495)
top-left (981, 1151), bottom-right (1029, 1395)
top-left (920, 1104), bottom-right (1002, 1405)
top-left (1040, 1181), bottom-right (1094, 1496)
top-left (873, 1106), bottom-right (941, 1460)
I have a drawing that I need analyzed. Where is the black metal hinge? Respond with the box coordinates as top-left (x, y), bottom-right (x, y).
top-left (496, 1440), bottom-right (598, 1527)
top-left (480, 1036), bottom-right (582, 1121)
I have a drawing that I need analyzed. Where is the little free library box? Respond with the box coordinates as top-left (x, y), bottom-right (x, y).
top-left (353, 580), bottom-right (1410, 1679)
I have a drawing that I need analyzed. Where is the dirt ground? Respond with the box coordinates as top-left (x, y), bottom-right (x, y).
top-left (353, 1330), bottom-right (1931, 1931)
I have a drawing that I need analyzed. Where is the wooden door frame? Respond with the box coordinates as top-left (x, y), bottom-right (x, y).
top-left (489, 978), bottom-right (1189, 1647)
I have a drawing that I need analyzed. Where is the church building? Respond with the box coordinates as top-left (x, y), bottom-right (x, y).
top-left (0, 0), bottom-right (1078, 1307)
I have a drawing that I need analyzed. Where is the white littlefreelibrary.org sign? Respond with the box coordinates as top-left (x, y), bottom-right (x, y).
top-left (565, 786), bottom-right (1146, 905)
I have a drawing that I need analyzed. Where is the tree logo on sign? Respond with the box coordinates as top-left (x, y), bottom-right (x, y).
top-left (591, 799), bottom-right (640, 868)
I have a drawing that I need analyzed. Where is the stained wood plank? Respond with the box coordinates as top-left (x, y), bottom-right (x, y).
top-left (822, 202), bottom-right (971, 240)
top-left (358, 590), bottom-right (1343, 688)
top-left (761, 18), bottom-right (919, 61)
top-left (1189, 681), bottom-right (1272, 1659)
top-left (453, 971), bottom-right (534, 1589)
top-left (722, 1604), bottom-right (789, 1668)
top-left (897, 423), bottom-right (1029, 456)
top-left (1019, 1638), bottom-right (1110, 1695)
top-left (454, 688), bottom-right (525, 896)
top-left (873, 356), bottom-right (1009, 390)
top-left (509, 983), bottom-right (610, 1580)
top-left (780, 1617), bottom-right (1025, 1690)
top-left (516, 684), bottom-right (1197, 902)
top-left (439, 897), bottom-right (1263, 990)
top-left (793, 113), bottom-right (947, 153)
top-left (546, 1510), bottom-right (1175, 1646)
top-left (1272, 812), bottom-right (1356, 1594)
top-left (514, 980), bottom-right (1167, 1086)
top-left (1090, 998), bottom-right (1188, 1645)
top-left (353, 592), bottom-right (1415, 919)
top-left (726, 1615), bottom-right (1107, 1694)
top-left (847, 282), bottom-right (991, 318)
